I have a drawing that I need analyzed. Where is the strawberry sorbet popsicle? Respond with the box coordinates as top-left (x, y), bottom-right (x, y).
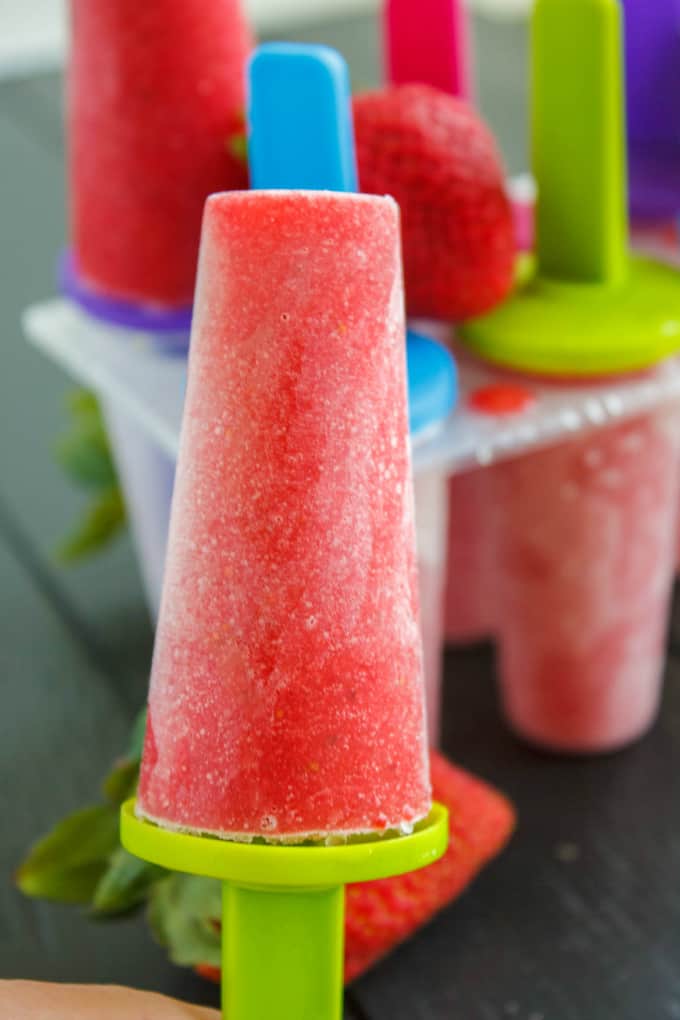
top-left (138, 190), bottom-right (431, 842)
top-left (67, 0), bottom-right (253, 309)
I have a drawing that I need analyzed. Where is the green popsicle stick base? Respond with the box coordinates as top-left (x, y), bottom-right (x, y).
top-left (120, 799), bottom-right (447, 885)
top-left (121, 800), bottom-right (448, 1020)
top-left (459, 255), bottom-right (680, 378)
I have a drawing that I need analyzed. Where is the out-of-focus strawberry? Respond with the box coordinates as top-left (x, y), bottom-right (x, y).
top-left (344, 751), bottom-right (515, 981)
top-left (354, 84), bottom-right (516, 322)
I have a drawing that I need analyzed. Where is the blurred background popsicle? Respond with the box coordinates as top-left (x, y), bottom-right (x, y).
top-left (492, 408), bottom-right (680, 753)
top-left (66, 0), bottom-right (253, 324)
top-left (458, 0), bottom-right (680, 753)
top-left (384, 0), bottom-right (472, 99)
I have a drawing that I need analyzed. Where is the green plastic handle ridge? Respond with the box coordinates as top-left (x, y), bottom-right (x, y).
top-left (223, 882), bottom-right (344, 1020)
top-left (120, 800), bottom-right (448, 1020)
top-left (533, 0), bottom-right (628, 285)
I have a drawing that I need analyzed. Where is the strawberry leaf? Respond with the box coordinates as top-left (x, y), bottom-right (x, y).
top-left (55, 388), bottom-right (128, 563)
top-left (16, 805), bottom-right (120, 904)
top-left (92, 848), bottom-right (167, 917)
top-left (102, 759), bottom-right (139, 806)
top-left (149, 875), bottom-right (222, 968)
top-left (67, 389), bottom-right (101, 419)
top-left (57, 487), bottom-right (126, 563)
top-left (55, 425), bottom-right (118, 490)
top-left (127, 708), bottom-right (148, 764)
top-left (56, 390), bottom-right (119, 491)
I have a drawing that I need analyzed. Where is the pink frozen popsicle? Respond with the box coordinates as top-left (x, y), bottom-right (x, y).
top-left (137, 190), bottom-right (431, 841)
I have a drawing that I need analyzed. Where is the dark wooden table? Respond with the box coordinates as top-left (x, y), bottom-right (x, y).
top-left (3, 11), bottom-right (680, 1019)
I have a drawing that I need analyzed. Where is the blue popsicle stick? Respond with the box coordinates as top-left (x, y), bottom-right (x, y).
top-left (407, 331), bottom-right (458, 436)
top-left (248, 43), bottom-right (358, 192)
top-left (247, 41), bottom-right (458, 437)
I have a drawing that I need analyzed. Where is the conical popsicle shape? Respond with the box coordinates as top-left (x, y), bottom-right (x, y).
top-left (67, 0), bottom-right (253, 309)
top-left (137, 190), bottom-right (431, 842)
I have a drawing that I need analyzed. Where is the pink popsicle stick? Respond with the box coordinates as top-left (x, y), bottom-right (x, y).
top-left (384, 0), bottom-right (472, 99)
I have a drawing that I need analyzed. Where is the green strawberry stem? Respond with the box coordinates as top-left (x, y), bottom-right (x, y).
top-left (228, 133), bottom-right (248, 164)
top-left (16, 713), bottom-right (162, 916)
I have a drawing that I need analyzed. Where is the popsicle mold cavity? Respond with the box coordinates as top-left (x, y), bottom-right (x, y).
top-left (493, 402), bottom-right (680, 753)
top-left (137, 190), bottom-right (431, 842)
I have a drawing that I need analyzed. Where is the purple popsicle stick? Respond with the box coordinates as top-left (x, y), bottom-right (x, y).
top-left (59, 250), bottom-right (192, 354)
top-left (622, 0), bottom-right (680, 219)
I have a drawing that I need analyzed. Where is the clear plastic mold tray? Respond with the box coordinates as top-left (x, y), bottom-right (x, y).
top-left (24, 298), bottom-right (680, 478)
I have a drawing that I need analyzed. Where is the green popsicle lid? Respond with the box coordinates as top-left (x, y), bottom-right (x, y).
top-left (459, 0), bottom-right (680, 378)
top-left (120, 799), bottom-right (448, 887)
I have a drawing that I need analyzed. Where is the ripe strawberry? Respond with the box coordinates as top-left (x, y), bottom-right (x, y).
top-left (354, 84), bottom-right (515, 322)
top-left (344, 750), bottom-right (515, 982)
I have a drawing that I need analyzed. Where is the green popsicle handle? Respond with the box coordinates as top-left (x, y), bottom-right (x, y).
top-left (223, 882), bottom-right (344, 1019)
top-left (533, 0), bottom-right (628, 285)
top-left (459, 0), bottom-right (680, 375)
top-left (120, 800), bottom-right (448, 1020)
